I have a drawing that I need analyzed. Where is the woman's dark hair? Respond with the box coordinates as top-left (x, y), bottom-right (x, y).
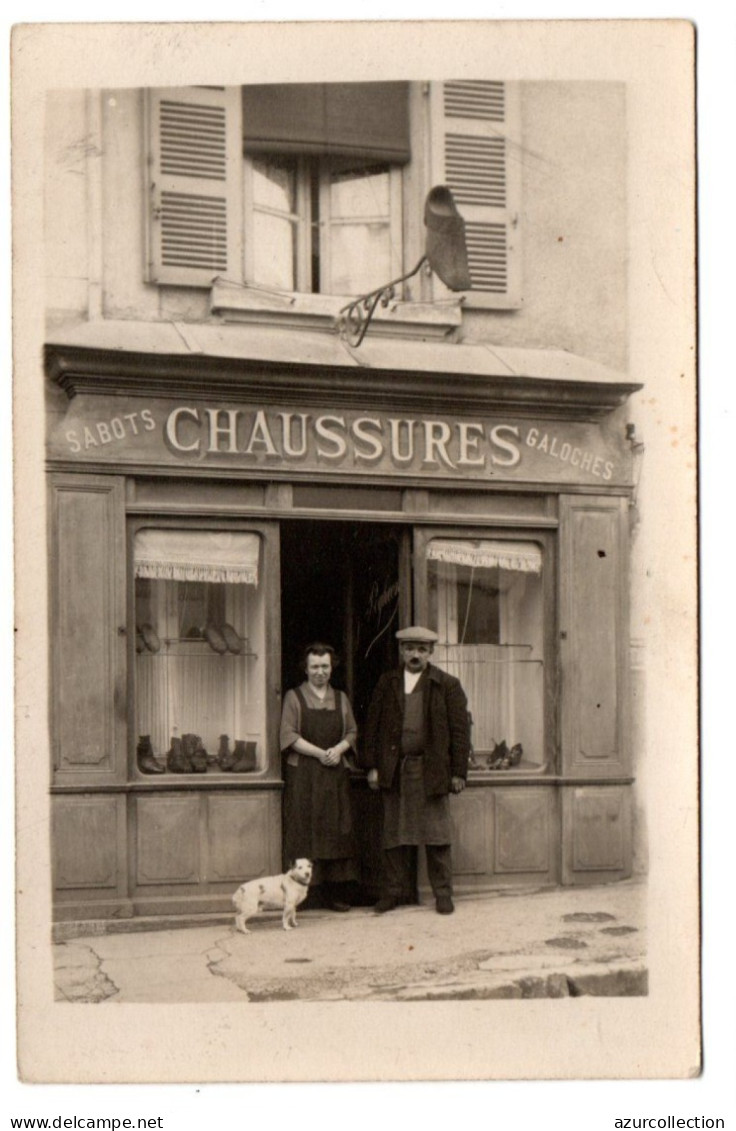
top-left (301, 641), bottom-right (339, 671)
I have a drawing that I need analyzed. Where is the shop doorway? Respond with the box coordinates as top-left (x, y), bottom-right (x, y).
top-left (280, 519), bottom-right (410, 738)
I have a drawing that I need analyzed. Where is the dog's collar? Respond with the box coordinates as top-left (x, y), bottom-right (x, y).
top-left (290, 874), bottom-right (311, 887)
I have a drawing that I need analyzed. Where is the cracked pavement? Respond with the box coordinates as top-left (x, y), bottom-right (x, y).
top-left (53, 879), bottom-right (646, 1003)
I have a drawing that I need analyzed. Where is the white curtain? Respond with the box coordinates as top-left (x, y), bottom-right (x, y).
top-left (434, 642), bottom-right (542, 753)
top-left (428, 540), bottom-right (544, 758)
top-left (427, 539), bottom-right (542, 574)
top-left (135, 534), bottom-right (260, 762)
top-left (134, 530), bottom-right (260, 585)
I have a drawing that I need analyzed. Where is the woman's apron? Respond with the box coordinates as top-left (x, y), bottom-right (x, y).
top-left (283, 688), bottom-right (357, 872)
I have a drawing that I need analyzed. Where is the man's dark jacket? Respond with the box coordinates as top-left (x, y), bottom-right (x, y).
top-left (361, 664), bottom-right (471, 798)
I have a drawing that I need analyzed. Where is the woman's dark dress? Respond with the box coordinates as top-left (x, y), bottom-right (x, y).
top-left (282, 687), bottom-right (358, 885)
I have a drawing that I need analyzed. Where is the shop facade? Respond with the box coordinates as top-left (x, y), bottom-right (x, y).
top-left (46, 329), bottom-right (640, 920)
top-left (43, 78), bottom-right (641, 923)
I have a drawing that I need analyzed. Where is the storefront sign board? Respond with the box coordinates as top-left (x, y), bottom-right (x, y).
top-left (48, 395), bottom-right (633, 487)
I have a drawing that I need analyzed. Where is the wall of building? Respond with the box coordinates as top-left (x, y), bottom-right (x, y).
top-left (464, 82), bottom-right (628, 373)
top-left (44, 82), bottom-right (629, 374)
top-left (45, 90), bottom-right (92, 329)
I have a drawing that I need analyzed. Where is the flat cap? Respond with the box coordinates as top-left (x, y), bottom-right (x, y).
top-left (395, 625), bottom-right (439, 643)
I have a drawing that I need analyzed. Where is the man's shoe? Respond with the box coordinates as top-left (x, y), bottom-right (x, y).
top-left (436, 895), bottom-right (455, 915)
top-left (374, 897), bottom-right (398, 914)
top-left (326, 900), bottom-right (351, 912)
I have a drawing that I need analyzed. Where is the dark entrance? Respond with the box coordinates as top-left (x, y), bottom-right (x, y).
top-left (280, 519), bottom-right (409, 733)
top-left (279, 519), bottom-right (410, 899)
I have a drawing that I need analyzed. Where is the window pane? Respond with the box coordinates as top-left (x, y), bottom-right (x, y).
top-left (134, 532), bottom-right (266, 776)
top-left (325, 164), bottom-right (394, 294)
top-left (427, 539), bottom-right (545, 770)
top-left (252, 155), bottom-right (297, 213)
top-left (251, 155), bottom-right (298, 291)
top-left (253, 210), bottom-right (296, 290)
top-left (329, 165), bottom-right (391, 218)
top-left (328, 221), bottom-right (392, 295)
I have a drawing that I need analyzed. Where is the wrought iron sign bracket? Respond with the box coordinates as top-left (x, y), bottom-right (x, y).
top-left (336, 256), bottom-right (428, 348)
top-left (334, 184), bottom-right (473, 348)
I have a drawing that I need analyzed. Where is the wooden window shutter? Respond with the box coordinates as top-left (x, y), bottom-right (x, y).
top-left (145, 87), bottom-right (243, 286)
top-left (49, 474), bottom-right (127, 783)
top-left (429, 80), bottom-right (522, 307)
top-left (558, 495), bottom-right (630, 780)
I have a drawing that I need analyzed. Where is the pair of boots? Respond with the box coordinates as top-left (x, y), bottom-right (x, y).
top-left (166, 733), bottom-right (209, 773)
top-left (217, 735), bottom-right (257, 772)
top-left (487, 740), bottom-right (523, 770)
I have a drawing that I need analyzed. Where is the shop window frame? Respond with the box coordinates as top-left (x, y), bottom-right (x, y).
top-left (126, 515), bottom-right (282, 785)
top-left (412, 524), bottom-right (557, 777)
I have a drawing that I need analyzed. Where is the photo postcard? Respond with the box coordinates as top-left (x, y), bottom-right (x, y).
top-left (11, 17), bottom-right (699, 1084)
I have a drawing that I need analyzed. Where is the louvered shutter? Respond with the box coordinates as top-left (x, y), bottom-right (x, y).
top-left (430, 80), bottom-right (521, 307)
top-left (145, 87), bottom-right (243, 286)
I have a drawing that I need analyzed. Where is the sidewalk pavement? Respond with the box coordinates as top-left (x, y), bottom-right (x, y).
top-left (53, 879), bottom-right (646, 1004)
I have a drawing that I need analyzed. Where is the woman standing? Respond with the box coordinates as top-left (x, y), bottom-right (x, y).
top-left (280, 642), bottom-right (359, 911)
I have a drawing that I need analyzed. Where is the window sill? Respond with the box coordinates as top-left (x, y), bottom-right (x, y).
top-left (469, 759), bottom-right (550, 778)
top-left (210, 278), bottom-right (464, 341)
top-left (51, 777), bottom-right (284, 793)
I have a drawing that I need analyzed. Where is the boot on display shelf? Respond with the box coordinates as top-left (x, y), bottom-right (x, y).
top-left (232, 740), bottom-right (257, 773)
top-left (166, 736), bottom-right (191, 773)
top-left (137, 735), bottom-right (166, 774)
top-left (217, 734), bottom-right (236, 771)
top-left (182, 733), bottom-right (208, 773)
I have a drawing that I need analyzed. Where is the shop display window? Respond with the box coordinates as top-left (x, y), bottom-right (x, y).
top-left (133, 529), bottom-right (265, 776)
top-left (427, 538), bottom-right (545, 771)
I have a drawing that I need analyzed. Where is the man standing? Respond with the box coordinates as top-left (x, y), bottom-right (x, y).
top-left (362, 626), bottom-right (470, 915)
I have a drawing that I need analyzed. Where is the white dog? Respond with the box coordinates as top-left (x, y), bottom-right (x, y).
top-left (232, 858), bottom-right (313, 933)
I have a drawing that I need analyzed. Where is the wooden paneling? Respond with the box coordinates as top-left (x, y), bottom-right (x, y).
top-left (130, 479), bottom-right (265, 511)
top-left (495, 787), bottom-right (552, 874)
top-left (132, 789), bottom-right (282, 893)
top-left (52, 795), bottom-right (126, 892)
top-left (450, 789), bottom-right (491, 875)
top-left (135, 795), bottom-right (201, 885)
top-left (50, 475), bottom-right (127, 780)
top-left (428, 491), bottom-right (554, 521)
top-left (559, 495), bottom-right (629, 777)
top-left (207, 792), bottom-right (278, 883)
top-left (562, 785), bottom-right (632, 883)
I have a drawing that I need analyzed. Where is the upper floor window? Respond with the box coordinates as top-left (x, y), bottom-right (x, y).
top-left (247, 154), bottom-right (402, 295)
top-left (144, 81), bottom-right (521, 308)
